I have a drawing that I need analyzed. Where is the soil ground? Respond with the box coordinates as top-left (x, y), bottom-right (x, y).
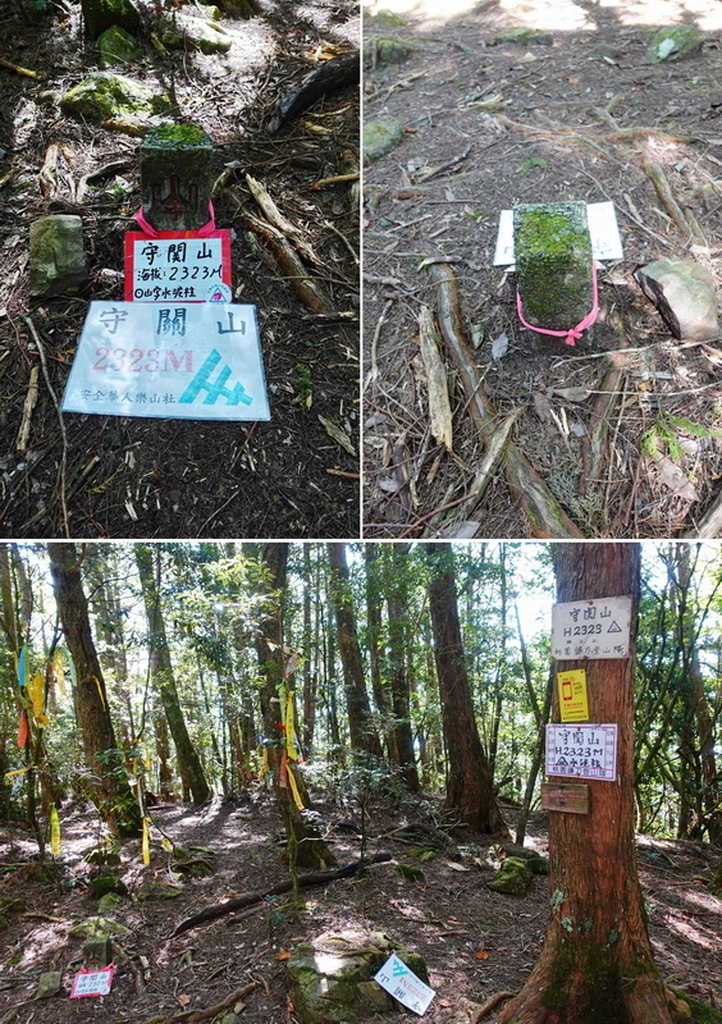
top-left (0, 0), bottom-right (359, 539)
top-left (363, 0), bottom-right (722, 539)
top-left (1, 794), bottom-right (721, 1023)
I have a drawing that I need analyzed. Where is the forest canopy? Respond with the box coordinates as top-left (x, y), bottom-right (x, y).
top-left (1, 540), bottom-right (720, 850)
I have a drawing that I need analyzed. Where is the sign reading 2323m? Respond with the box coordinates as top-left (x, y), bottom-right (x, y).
top-left (61, 302), bottom-right (270, 422)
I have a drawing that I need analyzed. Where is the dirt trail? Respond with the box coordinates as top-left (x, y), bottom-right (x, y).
top-left (363, 0), bottom-right (722, 539)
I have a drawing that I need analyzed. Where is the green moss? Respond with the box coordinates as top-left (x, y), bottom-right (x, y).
top-left (514, 201), bottom-right (593, 330)
top-left (671, 990), bottom-right (722, 1024)
top-left (145, 123), bottom-right (211, 149)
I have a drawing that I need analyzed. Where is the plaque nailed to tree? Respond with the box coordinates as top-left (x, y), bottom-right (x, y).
top-left (496, 543), bottom-right (675, 1024)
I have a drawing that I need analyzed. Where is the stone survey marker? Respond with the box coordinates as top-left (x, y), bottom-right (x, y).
top-left (494, 200), bottom-right (623, 346)
top-left (61, 123), bottom-right (269, 421)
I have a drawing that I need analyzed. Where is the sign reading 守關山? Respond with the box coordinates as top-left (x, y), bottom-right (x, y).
top-left (124, 230), bottom-right (232, 303)
top-left (546, 723), bottom-right (618, 782)
top-left (551, 596), bottom-right (632, 660)
top-left (61, 301), bottom-right (270, 421)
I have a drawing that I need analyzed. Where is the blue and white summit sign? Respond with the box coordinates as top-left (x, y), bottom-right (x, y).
top-left (61, 301), bottom-right (270, 421)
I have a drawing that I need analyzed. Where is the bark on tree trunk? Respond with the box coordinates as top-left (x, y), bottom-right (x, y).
top-left (47, 542), bottom-right (141, 838)
top-left (327, 543), bottom-right (383, 758)
top-left (256, 543), bottom-right (337, 870)
top-left (425, 543), bottom-right (508, 834)
top-left (497, 542), bottom-right (674, 1024)
top-left (387, 543), bottom-right (420, 792)
top-left (135, 544), bottom-right (210, 805)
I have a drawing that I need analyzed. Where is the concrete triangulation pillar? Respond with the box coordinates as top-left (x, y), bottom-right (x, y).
top-left (513, 200), bottom-right (594, 332)
top-left (138, 123), bottom-right (213, 232)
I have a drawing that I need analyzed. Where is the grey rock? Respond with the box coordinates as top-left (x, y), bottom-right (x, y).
top-left (287, 928), bottom-right (428, 1024)
top-left (97, 25), bottom-right (143, 67)
top-left (486, 856), bottom-right (533, 895)
top-left (635, 258), bottom-right (719, 341)
top-left (29, 215), bottom-right (87, 297)
top-left (158, 13), bottom-right (232, 54)
top-left (363, 116), bottom-right (403, 163)
top-left (35, 971), bottom-right (62, 1000)
top-left (60, 72), bottom-right (170, 124)
top-left (645, 25), bottom-right (704, 63)
top-left (81, 0), bottom-right (141, 38)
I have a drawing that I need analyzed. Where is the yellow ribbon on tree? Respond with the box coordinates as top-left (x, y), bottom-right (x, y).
top-left (285, 690), bottom-right (298, 761)
top-left (141, 817), bottom-right (151, 866)
top-left (286, 764), bottom-right (305, 811)
top-left (28, 672), bottom-right (48, 726)
top-left (53, 651), bottom-right (66, 696)
top-left (50, 804), bottom-right (61, 856)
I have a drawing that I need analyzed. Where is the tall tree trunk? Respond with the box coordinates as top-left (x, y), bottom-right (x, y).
top-left (47, 543), bottom-right (141, 838)
top-left (135, 544), bottom-right (210, 805)
top-left (425, 543), bottom-right (508, 834)
top-left (386, 543), bottom-right (419, 792)
top-left (326, 543), bottom-right (383, 758)
top-left (256, 543), bottom-right (336, 870)
top-left (497, 542), bottom-right (674, 1024)
top-left (364, 544), bottom-right (394, 758)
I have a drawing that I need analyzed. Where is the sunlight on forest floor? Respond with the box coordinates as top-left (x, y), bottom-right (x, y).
top-left (363, 0), bottom-right (722, 32)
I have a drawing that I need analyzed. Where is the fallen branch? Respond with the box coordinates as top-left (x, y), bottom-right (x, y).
top-left (245, 173), bottom-right (321, 269)
top-left (418, 305), bottom-right (453, 451)
top-left (15, 366), bottom-right (39, 453)
top-left (429, 263), bottom-right (583, 538)
top-left (580, 313), bottom-right (631, 494)
top-left (243, 209), bottom-right (331, 314)
top-left (0, 56), bottom-right (43, 80)
top-left (267, 51), bottom-right (359, 134)
top-left (170, 854), bottom-right (391, 938)
top-left (642, 152), bottom-right (706, 247)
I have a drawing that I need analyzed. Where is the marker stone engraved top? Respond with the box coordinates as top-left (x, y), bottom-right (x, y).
top-left (374, 954), bottom-right (436, 1016)
top-left (546, 723), bottom-right (618, 782)
top-left (551, 595), bottom-right (632, 660)
top-left (61, 301), bottom-right (270, 421)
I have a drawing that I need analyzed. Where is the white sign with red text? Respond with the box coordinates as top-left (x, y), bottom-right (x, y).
top-left (61, 301), bottom-right (270, 420)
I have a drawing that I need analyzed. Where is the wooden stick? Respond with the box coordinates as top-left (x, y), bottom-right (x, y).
top-left (245, 173), bottom-right (320, 268)
top-left (429, 263), bottom-right (584, 538)
top-left (15, 366), bottom-right (39, 453)
top-left (418, 305), bottom-right (453, 451)
top-left (0, 57), bottom-right (43, 80)
top-left (243, 210), bottom-right (331, 314)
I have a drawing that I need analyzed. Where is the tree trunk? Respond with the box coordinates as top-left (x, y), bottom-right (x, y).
top-left (135, 544), bottom-right (210, 805)
top-left (256, 543), bottom-right (336, 870)
top-left (497, 542), bottom-right (674, 1024)
top-left (425, 543), bottom-right (508, 834)
top-left (47, 543), bottom-right (141, 838)
top-left (386, 543), bottom-right (420, 792)
top-left (326, 543), bottom-right (383, 758)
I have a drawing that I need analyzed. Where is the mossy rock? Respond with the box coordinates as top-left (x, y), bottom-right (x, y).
top-left (35, 970), bottom-right (63, 999)
top-left (90, 875), bottom-right (127, 898)
top-left (486, 856), bottom-right (533, 895)
top-left (135, 879), bottom-right (183, 901)
top-left (80, 0), bottom-right (141, 38)
top-left (492, 27), bottom-right (553, 46)
top-left (29, 214), bottom-right (88, 297)
top-left (363, 116), bottom-right (403, 163)
top-left (369, 9), bottom-right (406, 26)
top-left (97, 25), bottom-right (144, 67)
top-left (60, 72), bottom-right (171, 124)
top-left (287, 929), bottom-right (428, 1024)
top-left (364, 35), bottom-right (415, 65)
top-left (645, 25), bottom-right (704, 62)
top-left (158, 13), bottom-right (232, 54)
top-left (98, 892), bottom-right (125, 913)
top-left (68, 915), bottom-right (130, 939)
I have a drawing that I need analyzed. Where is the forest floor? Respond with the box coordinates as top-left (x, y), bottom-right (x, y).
top-left (1, 792), bottom-right (721, 1023)
top-left (0, 0), bottom-right (359, 539)
top-left (363, 0), bottom-right (722, 539)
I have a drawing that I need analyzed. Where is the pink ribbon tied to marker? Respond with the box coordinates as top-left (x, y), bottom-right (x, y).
top-left (133, 201), bottom-right (217, 238)
top-left (516, 260), bottom-right (602, 346)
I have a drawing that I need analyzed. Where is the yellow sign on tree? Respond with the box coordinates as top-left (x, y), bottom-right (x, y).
top-left (557, 668), bottom-right (589, 722)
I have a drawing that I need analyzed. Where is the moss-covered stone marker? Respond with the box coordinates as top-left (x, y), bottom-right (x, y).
top-left (513, 200), bottom-right (594, 334)
top-left (29, 215), bottom-right (88, 296)
top-left (139, 123), bottom-right (213, 231)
